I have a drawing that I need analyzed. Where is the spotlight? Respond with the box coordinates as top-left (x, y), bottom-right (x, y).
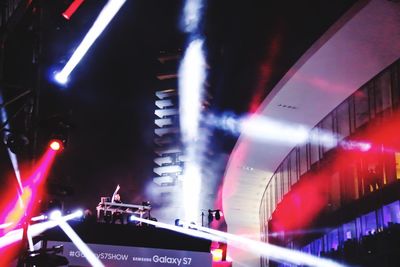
top-left (211, 248), bottom-right (223, 262)
top-left (49, 210), bottom-right (62, 220)
top-left (128, 215), bottom-right (143, 226)
top-left (54, 72), bottom-right (68, 85)
top-left (129, 215), bottom-right (140, 225)
top-left (49, 139), bottom-right (63, 151)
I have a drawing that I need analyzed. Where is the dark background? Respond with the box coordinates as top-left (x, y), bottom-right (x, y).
top-left (0, 0), bottom-right (357, 216)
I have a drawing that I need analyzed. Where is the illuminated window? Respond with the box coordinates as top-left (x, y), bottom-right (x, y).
top-left (395, 152), bottom-right (400, 179)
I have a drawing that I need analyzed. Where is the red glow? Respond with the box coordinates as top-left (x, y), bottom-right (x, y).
top-left (0, 148), bottom-right (57, 226)
top-left (271, 174), bottom-right (329, 233)
top-left (4, 189), bottom-right (32, 231)
top-left (49, 140), bottom-right (63, 151)
top-left (62, 0), bottom-right (85, 20)
top-left (212, 262), bottom-right (232, 267)
top-left (211, 187), bottom-right (226, 230)
top-left (0, 242), bottom-right (20, 267)
top-left (0, 147), bottom-right (58, 265)
top-left (249, 32), bottom-right (282, 113)
top-left (295, 72), bottom-right (350, 93)
top-left (270, 111), bottom-right (400, 236)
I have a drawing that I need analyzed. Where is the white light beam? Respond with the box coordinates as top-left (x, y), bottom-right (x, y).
top-left (209, 113), bottom-right (371, 152)
top-left (55, 0), bottom-right (126, 84)
top-left (53, 212), bottom-right (103, 267)
top-left (178, 39), bottom-right (207, 223)
top-left (131, 217), bottom-right (345, 267)
top-left (179, 39), bottom-right (206, 143)
top-left (0, 212), bottom-right (81, 249)
top-left (199, 225), bottom-right (345, 267)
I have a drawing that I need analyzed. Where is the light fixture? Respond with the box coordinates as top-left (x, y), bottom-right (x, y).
top-left (215, 210), bottom-right (221, 220)
top-left (208, 209), bottom-right (222, 224)
top-left (62, 0), bottom-right (85, 20)
top-left (54, 72), bottom-right (69, 85)
top-left (49, 140), bottom-right (61, 151)
top-left (49, 139), bottom-right (64, 152)
top-left (211, 248), bottom-right (223, 262)
top-left (49, 210), bottom-right (62, 220)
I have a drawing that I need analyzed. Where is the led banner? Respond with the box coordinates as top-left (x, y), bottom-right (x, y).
top-left (47, 241), bottom-right (212, 267)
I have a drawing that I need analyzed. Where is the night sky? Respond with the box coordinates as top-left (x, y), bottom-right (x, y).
top-left (0, 0), bottom-right (357, 217)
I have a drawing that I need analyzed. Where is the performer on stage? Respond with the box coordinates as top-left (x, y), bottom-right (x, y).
top-left (113, 193), bottom-right (122, 203)
top-left (112, 192), bottom-right (124, 224)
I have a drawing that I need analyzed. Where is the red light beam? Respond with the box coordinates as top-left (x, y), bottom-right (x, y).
top-left (62, 0), bottom-right (85, 20)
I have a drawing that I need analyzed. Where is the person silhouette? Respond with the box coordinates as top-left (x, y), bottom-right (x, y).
top-left (112, 193), bottom-right (124, 224)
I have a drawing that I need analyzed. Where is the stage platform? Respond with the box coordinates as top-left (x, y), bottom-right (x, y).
top-left (42, 220), bottom-right (212, 267)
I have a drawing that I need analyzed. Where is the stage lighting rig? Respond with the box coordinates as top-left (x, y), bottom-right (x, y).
top-left (24, 245), bottom-right (69, 266)
top-left (207, 209), bottom-right (222, 225)
top-left (0, 89), bottom-right (32, 154)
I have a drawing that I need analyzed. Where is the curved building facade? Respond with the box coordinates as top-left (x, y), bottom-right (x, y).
top-left (261, 58), bottom-right (400, 266)
top-left (222, 1), bottom-right (400, 266)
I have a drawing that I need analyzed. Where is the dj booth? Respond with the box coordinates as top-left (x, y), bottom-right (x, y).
top-left (95, 197), bottom-right (152, 224)
top-left (40, 197), bottom-right (212, 266)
